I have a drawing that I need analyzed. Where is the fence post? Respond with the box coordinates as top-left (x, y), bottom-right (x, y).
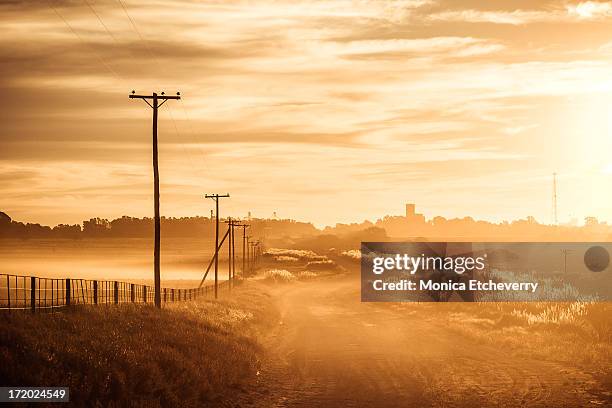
top-left (163, 288), bottom-right (167, 303)
top-left (66, 278), bottom-right (71, 306)
top-left (93, 281), bottom-right (98, 305)
top-left (171, 288), bottom-right (174, 302)
top-left (114, 281), bottom-right (119, 304)
top-left (30, 276), bottom-right (36, 312)
top-left (131, 284), bottom-right (135, 303)
top-left (143, 286), bottom-right (147, 303)
top-left (7, 275), bottom-right (10, 311)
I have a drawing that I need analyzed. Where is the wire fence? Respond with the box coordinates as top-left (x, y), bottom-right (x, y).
top-left (0, 273), bottom-right (227, 312)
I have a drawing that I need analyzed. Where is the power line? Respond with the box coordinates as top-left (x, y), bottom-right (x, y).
top-left (179, 100), bottom-right (215, 178)
top-left (166, 103), bottom-right (199, 173)
top-left (116, 0), bottom-right (163, 71)
top-left (111, 0), bottom-right (212, 215)
top-left (83, 0), bottom-right (119, 43)
top-left (47, 0), bottom-right (123, 81)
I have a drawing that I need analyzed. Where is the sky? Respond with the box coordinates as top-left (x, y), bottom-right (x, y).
top-left (1, 0), bottom-right (612, 228)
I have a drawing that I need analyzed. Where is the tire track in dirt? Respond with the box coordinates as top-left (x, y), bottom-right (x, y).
top-left (241, 275), bottom-right (606, 408)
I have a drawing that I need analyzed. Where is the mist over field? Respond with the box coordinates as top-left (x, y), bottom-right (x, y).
top-left (0, 238), bottom-right (227, 282)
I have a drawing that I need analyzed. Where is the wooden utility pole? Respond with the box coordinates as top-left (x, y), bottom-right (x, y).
top-left (246, 235), bottom-right (251, 275)
top-left (205, 193), bottom-right (230, 298)
top-left (231, 222), bottom-right (236, 281)
top-left (129, 91), bottom-right (180, 308)
top-left (225, 220), bottom-right (242, 284)
top-left (239, 224), bottom-right (249, 276)
top-left (225, 218), bottom-right (233, 291)
top-left (253, 241), bottom-right (260, 269)
top-left (562, 249), bottom-right (572, 274)
top-left (249, 241), bottom-right (259, 273)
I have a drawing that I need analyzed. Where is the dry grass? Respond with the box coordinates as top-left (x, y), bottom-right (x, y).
top-left (414, 301), bottom-right (612, 390)
top-left (0, 282), bottom-right (278, 407)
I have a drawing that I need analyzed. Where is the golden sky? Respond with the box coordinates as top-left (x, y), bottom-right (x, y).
top-left (1, 0), bottom-right (612, 227)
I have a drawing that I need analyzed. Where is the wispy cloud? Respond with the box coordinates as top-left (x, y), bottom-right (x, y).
top-left (566, 1), bottom-right (612, 19)
top-left (429, 2), bottom-right (612, 25)
top-left (428, 10), bottom-right (554, 25)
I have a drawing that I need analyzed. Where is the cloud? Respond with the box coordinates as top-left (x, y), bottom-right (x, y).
top-left (429, 2), bottom-right (612, 25)
top-left (325, 37), bottom-right (505, 59)
top-left (2, 0), bottom-right (612, 226)
top-left (428, 9), bottom-right (553, 25)
top-left (566, 1), bottom-right (612, 19)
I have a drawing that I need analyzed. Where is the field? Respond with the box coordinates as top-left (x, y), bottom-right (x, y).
top-left (0, 244), bottom-right (610, 407)
top-left (0, 282), bottom-right (277, 407)
top-left (0, 238), bottom-right (233, 282)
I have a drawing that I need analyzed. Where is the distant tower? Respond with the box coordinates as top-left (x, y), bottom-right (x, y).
top-left (273, 211), bottom-right (277, 219)
top-left (210, 209), bottom-right (214, 219)
top-left (552, 173), bottom-right (558, 225)
top-left (247, 211), bottom-right (252, 220)
top-left (405, 203), bottom-right (415, 218)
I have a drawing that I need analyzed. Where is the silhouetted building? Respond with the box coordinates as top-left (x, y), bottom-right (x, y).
top-left (406, 203), bottom-right (415, 217)
top-left (405, 203), bottom-right (425, 223)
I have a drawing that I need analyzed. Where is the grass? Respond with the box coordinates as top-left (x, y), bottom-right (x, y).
top-left (405, 301), bottom-right (612, 395)
top-left (0, 282), bottom-right (278, 407)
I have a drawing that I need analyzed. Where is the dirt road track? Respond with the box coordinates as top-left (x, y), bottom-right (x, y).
top-left (241, 276), bottom-right (608, 408)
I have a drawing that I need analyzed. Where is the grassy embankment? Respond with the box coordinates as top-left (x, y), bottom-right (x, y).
top-left (0, 281), bottom-right (277, 407)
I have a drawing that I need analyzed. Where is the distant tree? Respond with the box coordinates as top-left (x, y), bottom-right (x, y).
top-left (83, 218), bottom-right (111, 237)
top-left (53, 224), bottom-right (82, 239)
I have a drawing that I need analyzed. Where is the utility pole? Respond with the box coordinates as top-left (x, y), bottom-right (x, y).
top-left (129, 90), bottom-right (180, 308)
top-left (224, 218), bottom-right (235, 290)
top-left (228, 218), bottom-right (232, 289)
top-left (254, 241), bottom-right (260, 268)
top-left (231, 222), bottom-right (236, 281)
top-left (241, 225), bottom-right (249, 277)
top-left (246, 235), bottom-right (251, 275)
top-left (562, 249), bottom-right (572, 274)
top-left (227, 221), bottom-right (243, 282)
top-left (205, 193), bottom-right (230, 298)
top-left (249, 241), bottom-right (259, 273)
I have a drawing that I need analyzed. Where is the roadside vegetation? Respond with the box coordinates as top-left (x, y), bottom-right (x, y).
top-left (0, 282), bottom-right (277, 407)
top-left (391, 300), bottom-right (611, 400)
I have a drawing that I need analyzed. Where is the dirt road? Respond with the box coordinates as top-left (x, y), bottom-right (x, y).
top-left (242, 275), bottom-right (606, 408)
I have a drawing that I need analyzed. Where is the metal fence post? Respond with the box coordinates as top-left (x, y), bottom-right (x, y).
top-left (30, 276), bottom-right (36, 312)
top-left (163, 288), bottom-right (167, 303)
top-left (7, 275), bottom-right (11, 311)
top-left (143, 286), bottom-right (147, 303)
top-left (131, 284), bottom-right (135, 303)
top-left (114, 281), bottom-right (119, 304)
top-left (93, 281), bottom-right (98, 305)
top-left (171, 288), bottom-right (174, 302)
top-left (66, 278), bottom-right (71, 306)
